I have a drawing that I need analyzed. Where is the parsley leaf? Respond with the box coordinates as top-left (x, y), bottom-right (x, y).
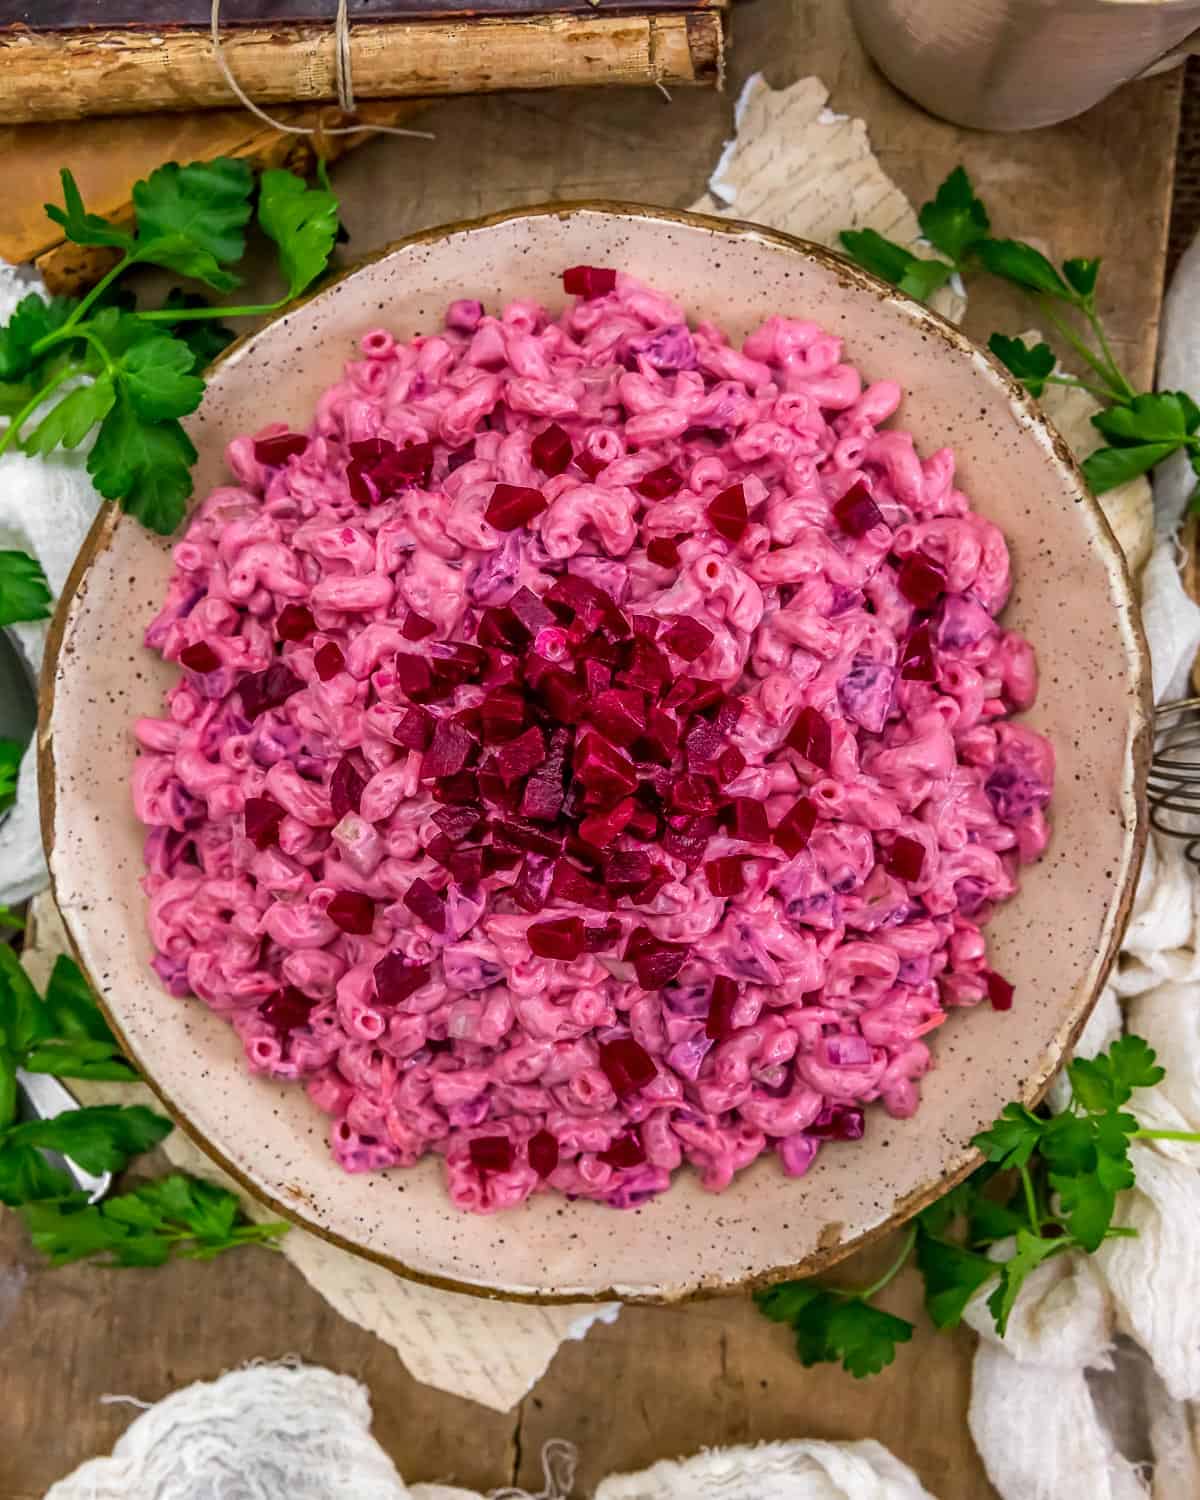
top-left (88, 394), bottom-right (196, 535)
top-left (915, 1230), bottom-right (995, 1329)
top-left (120, 337), bottom-right (205, 421)
top-left (1083, 442), bottom-right (1180, 495)
top-left (988, 334), bottom-right (1056, 398)
top-left (972, 1103), bottom-right (1045, 1169)
top-left (162, 290), bottom-right (235, 370)
top-left (45, 169), bottom-right (134, 251)
top-left (3, 1104), bottom-right (172, 1175)
top-left (918, 166), bottom-right (990, 266)
top-left (0, 906), bottom-right (24, 931)
top-left (0, 550), bottom-right (52, 626)
top-left (975, 239), bottom-right (1072, 299)
top-left (1062, 257), bottom-right (1100, 299)
top-left (257, 169), bottom-right (341, 300)
top-left (1069, 1036), bottom-right (1164, 1110)
top-left (0, 943), bottom-right (51, 1055)
top-left (838, 229), bottom-right (953, 304)
top-left (130, 159), bottom-right (255, 290)
top-left (1091, 391), bottom-right (1200, 447)
top-left (916, 1178), bottom-right (978, 1238)
top-left (0, 1146), bottom-right (75, 1207)
top-left (21, 955), bottom-right (136, 1080)
top-left (23, 374), bottom-right (115, 456)
top-left (757, 1281), bottom-right (913, 1378)
top-left (0, 294), bottom-right (78, 381)
top-left (987, 1229), bottom-right (1065, 1336)
top-left (0, 738), bottom-right (22, 815)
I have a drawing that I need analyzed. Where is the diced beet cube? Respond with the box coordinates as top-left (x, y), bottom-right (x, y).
top-left (314, 641), bottom-right (345, 681)
top-left (786, 705), bottom-right (832, 770)
top-left (774, 798), bottom-right (818, 858)
top-left (705, 975), bottom-right (739, 1040)
top-left (599, 1129), bottom-right (646, 1169)
top-left (619, 638), bottom-right (670, 693)
top-left (715, 745), bottom-right (745, 785)
top-left (900, 623), bottom-right (937, 682)
top-left (684, 718), bottom-right (725, 769)
top-left (239, 663), bottom-right (303, 721)
top-left (624, 804), bottom-right (659, 842)
top-left (494, 819), bottom-right (565, 857)
top-left (484, 846), bottom-right (521, 873)
top-left (478, 765), bottom-right (520, 812)
top-left (432, 803), bottom-right (485, 841)
top-left (244, 795), bottom-right (285, 849)
top-left (896, 553), bottom-right (947, 611)
top-left (374, 952), bottom-right (431, 1004)
top-left (671, 774), bottom-right (719, 816)
top-left (403, 876), bottom-right (447, 933)
top-left (635, 863), bottom-right (672, 902)
top-left (662, 617), bottom-right (713, 662)
top-left (476, 607), bottom-right (530, 652)
top-left (531, 423), bottom-right (573, 477)
top-left (578, 797), bottom-right (638, 852)
top-left (512, 854), bottom-right (555, 913)
top-left (604, 850), bottom-right (653, 892)
top-left (562, 265), bottom-right (617, 299)
top-left (486, 483), bottom-right (547, 531)
top-left (327, 890), bottom-right (375, 935)
top-left (402, 611), bottom-right (437, 641)
top-left (528, 1130), bottom-right (560, 1178)
top-left (706, 483), bottom-right (748, 543)
top-left (180, 640), bottom-right (221, 673)
top-left (636, 708), bottom-right (679, 767)
top-left (395, 654), bottom-right (434, 699)
top-left (448, 846), bottom-right (486, 887)
top-left (480, 691), bottom-right (526, 744)
top-left (637, 465), bottom-right (682, 501)
top-left (661, 817), bottom-right (713, 866)
top-left (508, 586), bottom-right (556, 636)
top-left (576, 450), bottom-right (609, 479)
top-left (833, 481), bottom-right (886, 539)
top-left (469, 1135), bottom-right (514, 1174)
top-left (987, 972), bottom-right (1014, 1011)
top-left (433, 770), bottom-right (480, 804)
top-left (330, 755), bottom-right (365, 819)
top-left (685, 680), bottom-right (725, 717)
top-left (646, 536), bottom-right (681, 569)
top-left (537, 668), bottom-right (587, 724)
top-left (395, 706), bottom-right (435, 752)
top-left (705, 856), bottom-right (746, 897)
top-left (592, 687), bottom-right (648, 747)
top-left (632, 939), bottom-right (689, 990)
top-left (584, 917), bottom-right (622, 951)
top-left (809, 1105), bottom-right (865, 1141)
top-left (583, 660), bottom-right (613, 700)
top-left (575, 733), bottom-right (639, 801)
top-left (426, 833), bottom-right (455, 868)
top-left (528, 915), bottom-right (586, 960)
top-left (276, 604), bottom-right (316, 642)
top-left (551, 860), bottom-right (610, 909)
top-left (727, 797), bottom-right (770, 843)
top-left (254, 432), bottom-right (307, 465)
top-left (496, 725), bottom-right (546, 782)
top-left (598, 1037), bottom-right (657, 1095)
top-left (261, 984), bottom-right (317, 1034)
top-left (422, 718), bottom-right (474, 780)
top-left (885, 834), bottom-right (926, 882)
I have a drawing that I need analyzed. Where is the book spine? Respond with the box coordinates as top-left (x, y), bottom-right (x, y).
top-left (0, 14), bottom-right (724, 123)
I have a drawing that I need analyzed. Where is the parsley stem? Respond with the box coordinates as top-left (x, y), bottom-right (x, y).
top-left (1043, 374), bottom-right (1118, 403)
top-left (0, 364), bottom-right (79, 458)
top-left (136, 299), bottom-right (284, 324)
top-left (1133, 1128), bottom-right (1200, 1142)
top-left (59, 253), bottom-right (137, 335)
top-left (1082, 302), bottom-right (1136, 403)
top-left (31, 326), bottom-right (117, 379)
top-left (1037, 299), bottom-right (1126, 401)
top-left (1018, 1165), bottom-right (1040, 1233)
top-left (852, 1225), bottom-right (918, 1300)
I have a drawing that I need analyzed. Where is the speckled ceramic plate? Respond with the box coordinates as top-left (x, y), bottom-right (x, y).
top-left (42, 204), bottom-right (1149, 1302)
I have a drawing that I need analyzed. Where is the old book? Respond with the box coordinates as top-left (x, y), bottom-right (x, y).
top-left (0, 0), bottom-right (724, 123)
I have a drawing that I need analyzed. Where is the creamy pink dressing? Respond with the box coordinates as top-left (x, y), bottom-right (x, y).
top-left (133, 273), bottom-right (1053, 1213)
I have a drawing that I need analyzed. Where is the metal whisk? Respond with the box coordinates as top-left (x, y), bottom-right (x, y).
top-left (1149, 698), bottom-right (1200, 865)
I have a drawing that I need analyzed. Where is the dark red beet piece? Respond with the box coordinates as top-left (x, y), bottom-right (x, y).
top-left (591, 688), bottom-right (648, 748)
top-left (486, 483), bottom-right (547, 531)
top-left (496, 725), bottom-right (546, 782)
top-left (433, 770), bottom-right (480, 805)
top-left (521, 729), bottom-right (569, 823)
top-left (624, 804), bottom-right (659, 842)
top-left (537, 668), bottom-right (587, 724)
top-left (774, 798), bottom-right (818, 858)
top-left (584, 917), bottom-right (622, 951)
top-left (402, 611), bottom-right (437, 642)
top-left (988, 972), bottom-right (1014, 1011)
top-left (261, 984), bottom-right (316, 1034)
top-left (885, 834), bottom-right (926, 882)
top-left (244, 795), bottom-right (285, 850)
top-left (394, 706), bottom-right (435, 752)
top-left (705, 856), bottom-right (746, 897)
top-left (646, 536), bottom-right (681, 569)
top-left (528, 1130), bottom-right (560, 1178)
top-left (727, 797), bottom-right (770, 842)
top-left (330, 755), bottom-right (365, 819)
top-left (314, 642), bottom-right (345, 681)
top-left (632, 939), bottom-right (689, 990)
top-left (374, 952), bottom-right (431, 1005)
top-left (403, 876), bottom-right (447, 933)
top-left (832, 481), bottom-right (886, 539)
top-left (705, 975), bottom-right (739, 1040)
top-left (716, 745), bottom-right (746, 785)
top-left (449, 846), bottom-right (487, 887)
top-left (494, 819), bottom-right (564, 857)
top-left (254, 432), bottom-right (308, 465)
top-left (599, 1129), bottom-right (646, 1169)
top-left (395, 654), bottom-right (434, 698)
top-left (598, 1037), bottom-right (656, 1095)
top-left (575, 450), bottom-right (609, 480)
top-left (562, 265), bottom-right (617, 299)
top-left (619, 638), bottom-right (670, 694)
top-left (896, 553), bottom-right (947, 610)
top-left (327, 890), bottom-right (375, 935)
top-left (576, 734), bottom-right (638, 801)
top-left (480, 691), bottom-right (527, 744)
top-left (604, 850), bottom-right (653, 892)
top-left (240, 663), bottom-right (303, 721)
top-left (636, 465), bottom-right (682, 501)
top-left (478, 765), bottom-right (520, 812)
top-left (426, 833), bottom-right (455, 869)
top-left (671, 774), bottom-right (720, 816)
top-left (432, 803), bottom-right (485, 840)
top-left (706, 483), bottom-right (748, 543)
top-left (276, 604), bottom-right (316, 642)
top-left (900, 623), bottom-right (937, 682)
top-left (512, 855), bottom-right (555, 913)
top-left (180, 640), bottom-right (221, 673)
top-left (528, 915), bottom-right (586, 961)
top-left (809, 1105), bottom-right (865, 1141)
top-left (662, 617), bottom-right (713, 662)
top-left (469, 1135), bottom-right (514, 1174)
top-left (551, 860), bottom-right (610, 909)
top-left (476, 607), bottom-right (530, 652)
top-left (531, 423), bottom-right (573, 476)
top-left (786, 705), bottom-right (832, 770)
top-left (662, 818), bottom-right (713, 866)
top-left (638, 709), bottom-right (679, 766)
top-left (422, 718), bottom-right (474, 780)
top-left (508, 586), bottom-right (556, 636)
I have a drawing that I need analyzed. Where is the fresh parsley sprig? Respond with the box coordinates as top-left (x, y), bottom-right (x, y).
top-left (838, 166), bottom-right (1198, 499)
top-left (756, 1035), bottom-right (1200, 1376)
top-left (0, 158), bottom-right (339, 576)
top-left (0, 947), bottom-right (287, 1263)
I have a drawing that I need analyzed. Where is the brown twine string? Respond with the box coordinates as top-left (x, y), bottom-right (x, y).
top-left (209, 0), bottom-right (436, 142)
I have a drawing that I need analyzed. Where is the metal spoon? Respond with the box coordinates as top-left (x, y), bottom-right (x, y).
top-left (16, 1069), bottom-right (111, 1203)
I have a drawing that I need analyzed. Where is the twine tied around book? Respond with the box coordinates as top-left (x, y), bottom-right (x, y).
top-left (209, 0), bottom-right (435, 142)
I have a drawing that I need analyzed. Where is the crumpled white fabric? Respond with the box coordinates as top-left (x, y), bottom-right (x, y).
top-left (43, 1363), bottom-right (937, 1500)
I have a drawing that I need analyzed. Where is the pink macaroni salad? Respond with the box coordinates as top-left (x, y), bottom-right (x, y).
top-left (134, 266), bottom-right (1053, 1213)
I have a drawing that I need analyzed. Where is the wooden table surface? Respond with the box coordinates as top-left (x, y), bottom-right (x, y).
top-left (0, 3), bottom-right (1181, 1496)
